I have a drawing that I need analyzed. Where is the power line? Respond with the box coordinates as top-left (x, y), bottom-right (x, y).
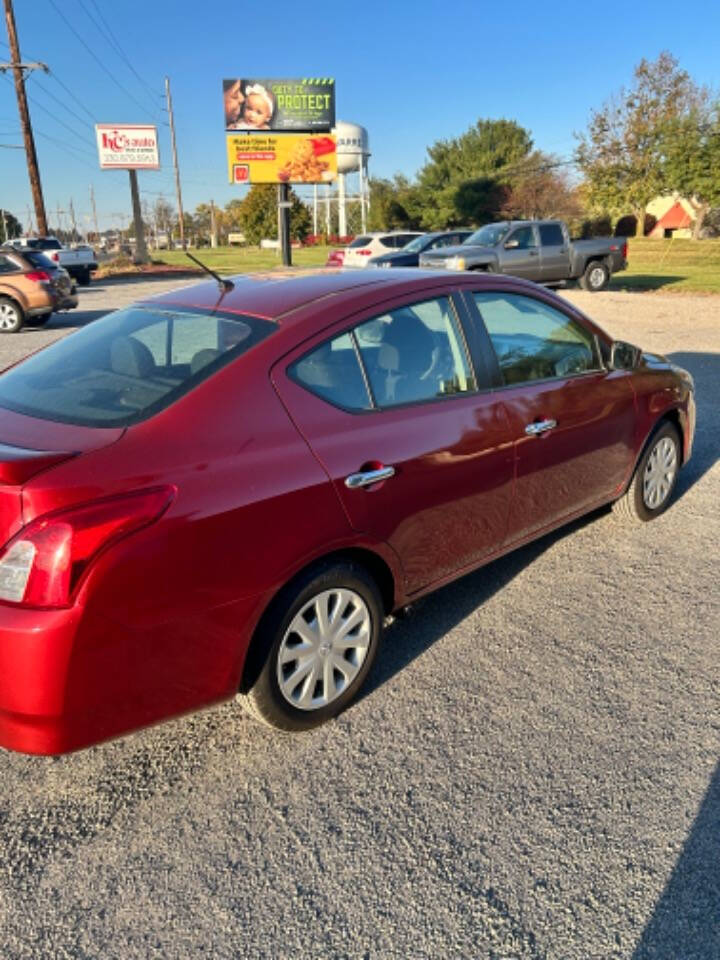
top-left (82, 0), bottom-right (161, 113)
top-left (46, 0), bottom-right (158, 122)
top-left (27, 73), bottom-right (95, 133)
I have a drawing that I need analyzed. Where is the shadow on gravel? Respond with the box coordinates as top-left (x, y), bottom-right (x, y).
top-left (668, 351), bottom-right (719, 501)
top-left (609, 274), bottom-right (687, 292)
top-left (632, 760), bottom-right (720, 959)
top-left (361, 508), bottom-right (605, 701)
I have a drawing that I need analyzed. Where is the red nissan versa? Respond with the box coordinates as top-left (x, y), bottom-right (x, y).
top-left (0, 270), bottom-right (695, 754)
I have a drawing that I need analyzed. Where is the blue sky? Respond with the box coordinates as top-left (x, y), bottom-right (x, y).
top-left (1, 0), bottom-right (718, 233)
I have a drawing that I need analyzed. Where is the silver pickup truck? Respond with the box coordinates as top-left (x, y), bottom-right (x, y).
top-left (9, 237), bottom-right (98, 286)
top-left (418, 220), bottom-right (627, 291)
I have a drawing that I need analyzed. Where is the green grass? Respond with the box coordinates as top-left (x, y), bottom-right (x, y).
top-left (611, 237), bottom-right (720, 293)
top-left (159, 245), bottom-right (330, 273)
top-left (155, 237), bottom-right (720, 294)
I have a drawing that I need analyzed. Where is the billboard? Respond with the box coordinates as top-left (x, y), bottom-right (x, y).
top-left (227, 133), bottom-right (337, 184)
top-left (223, 78), bottom-right (335, 132)
top-left (95, 124), bottom-right (160, 169)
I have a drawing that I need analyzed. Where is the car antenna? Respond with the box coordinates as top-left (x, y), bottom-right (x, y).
top-left (185, 250), bottom-right (234, 293)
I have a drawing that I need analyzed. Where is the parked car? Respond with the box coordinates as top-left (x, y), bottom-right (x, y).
top-left (9, 236), bottom-right (98, 286)
top-left (343, 231), bottom-right (423, 268)
top-left (0, 246), bottom-right (78, 332)
top-left (419, 220), bottom-right (627, 291)
top-left (326, 248), bottom-right (345, 267)
top-left (0, 269), bottom-right (694, 754)
top-left (370, 230), bottom-right (473, 268)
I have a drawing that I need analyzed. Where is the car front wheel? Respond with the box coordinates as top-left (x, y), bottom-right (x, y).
top-left (239, 561), bottom-right (383, 731)
top-left (613, 422), bottom-right (681, 522)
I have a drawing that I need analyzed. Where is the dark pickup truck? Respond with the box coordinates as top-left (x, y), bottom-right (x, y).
top-left (418, 220), bottom-right (627, 291)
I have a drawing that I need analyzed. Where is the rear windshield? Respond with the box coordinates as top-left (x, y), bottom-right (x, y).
top-left (348, 236), bottom-right (371, 248)
top-left (0, 304), bottom-right (275, 427)
top-left (21, 250), bottom-right (56, 270)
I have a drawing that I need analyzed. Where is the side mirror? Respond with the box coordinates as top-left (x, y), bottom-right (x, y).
top-left (504, 238), bottom-right (519, 249)
top-left (610, 340), bottom-right (640, 370)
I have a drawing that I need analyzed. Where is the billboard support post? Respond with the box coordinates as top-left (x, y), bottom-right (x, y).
top-left (128, 169), bottom-right (149, 264)
top-left (278, 183), bottom-right (291, 267)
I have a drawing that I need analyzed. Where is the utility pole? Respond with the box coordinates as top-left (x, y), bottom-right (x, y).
top-left (56, 202), bottom-right (64, 236)
top-left (69, 197), bottom-right (77, 240)
top-left (89, 184), bottom-right (99, 244)
top-left (165, 76), bottom-right (185, 249)
top-left (210, 199), bottom-right (217, 248)
top-left (25, 203), bottom-right (34, 236)
top-left (1, 0), bottom-right (49, 235)
top-left (128, 169), bottom-right (149, 264)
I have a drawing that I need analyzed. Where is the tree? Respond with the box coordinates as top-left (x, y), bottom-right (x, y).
top-left (661, 99), bottom-right (720, 238)
top-left (575, 52), bottom-right (697, 235)
top-left (414, 119), bottom-right (533, 228)
top-left (501, 153), bottom-right (582, 221)
top-left (0, 210), bottom-right (22, 242)
top-left (367, 176), bottom-right (422, 231)
top-left (235, 184), bottom-right (311, 245)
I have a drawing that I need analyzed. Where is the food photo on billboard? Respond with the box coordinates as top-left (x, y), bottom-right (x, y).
top-left (226, 133), bottom-right (337, 184)
top-left (223, 78), bottom-right (335, 132)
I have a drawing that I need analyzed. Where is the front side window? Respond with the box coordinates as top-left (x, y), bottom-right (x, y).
top-left (0, 305), bottom-right (275, 426)
top-left (473, 293), bottom-right (600, 385)
top-left (355, 297), bottom-right (475, 407)
top-left (506, 226), bottom-right (537, 250)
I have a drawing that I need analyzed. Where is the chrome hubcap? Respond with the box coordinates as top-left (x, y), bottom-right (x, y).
top-left (0, 303), bottom-right (19, 330)
top-left (277, 588), bottom-right (371, 711)
top-left (643, 436), bottom-right (677, 509)
top-left (589, 267), bottom-right (605, 288)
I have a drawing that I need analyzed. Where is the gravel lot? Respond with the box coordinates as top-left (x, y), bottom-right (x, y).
top-left (0, 279), bottom-right (718, 960)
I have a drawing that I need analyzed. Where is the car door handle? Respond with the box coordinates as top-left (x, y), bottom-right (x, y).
top-left (528, 250), bottom-right (539, 256)
top-left (345, 466), bottom-right (395, 488)
top-left (525, 419), bottom-right (557, 436)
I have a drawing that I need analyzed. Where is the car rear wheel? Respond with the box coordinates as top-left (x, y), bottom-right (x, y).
top-left (579, 260), bottom-right (609, 292)
top-left (613, 422), bottom-right (681, 522)
top-left (239, 561), bottom-right (383, 731)
top-left (0, 297), bottom-right (24, 333)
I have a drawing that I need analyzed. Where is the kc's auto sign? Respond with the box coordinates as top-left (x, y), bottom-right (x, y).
top-left (95, 124), bottom-right (160, 169)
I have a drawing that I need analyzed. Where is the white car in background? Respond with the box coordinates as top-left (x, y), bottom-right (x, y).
top-left (343, 231), bottom-right (423, 268)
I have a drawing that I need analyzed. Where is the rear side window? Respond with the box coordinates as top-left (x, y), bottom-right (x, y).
top-left (473, 292), bottom-right (600, 384)
top-left (290, 333), bottom-right (371, 411)
top-left (348, 236), bottom-right (371, 249)
top-left (539, 223), bottom-right (565, 246)
top-left (0, 305), bottom-right (275, 427)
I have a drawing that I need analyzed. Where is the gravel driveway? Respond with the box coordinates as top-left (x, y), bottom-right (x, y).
top-left (0, 280), bottom-right (718, 960)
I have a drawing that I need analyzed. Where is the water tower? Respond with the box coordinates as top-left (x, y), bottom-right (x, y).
top-left (333, 121), bottom-right (370, 236)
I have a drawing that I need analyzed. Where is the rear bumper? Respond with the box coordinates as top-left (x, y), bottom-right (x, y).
top-left (0, 593), bottom-right (264, 755)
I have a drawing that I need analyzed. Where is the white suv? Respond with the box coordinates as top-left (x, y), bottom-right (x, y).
top-left (343, 232), bottom-right (422, 268)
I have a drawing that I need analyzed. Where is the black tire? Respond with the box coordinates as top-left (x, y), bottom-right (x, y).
top-left (27, 312), bottom-right (52, 327)
top-left (613, 421), bottom-right (681, 522)
top-left (579, 260), bottom-right (609, 292)
top-left (77, 268), bottom-right (92, 286)
top-left (0, 296), bottom-right (24, 333)
top-left (239, 561), bottom-right (383, 731)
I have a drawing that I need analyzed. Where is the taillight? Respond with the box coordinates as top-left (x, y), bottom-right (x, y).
top-left (358, 250), bottom-right (372, 256)
top-left (25, 270), bottom-right (51, 283)
top-left (622, 241), bottom-right (628, 260)
top-left (50, 252), bottom-right (60, 262)
top-left (0, 486), bottom-right (175, 608)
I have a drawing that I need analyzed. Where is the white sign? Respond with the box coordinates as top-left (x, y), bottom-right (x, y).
top-left (95, 124), bottom-right (160, 170)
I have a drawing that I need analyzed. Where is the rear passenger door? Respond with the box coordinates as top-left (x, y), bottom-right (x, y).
top-left (538, 223), bottom-right (570, 281)
top-left (272, 291), bottom-right (515, 595)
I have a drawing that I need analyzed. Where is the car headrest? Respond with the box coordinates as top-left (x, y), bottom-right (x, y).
top-left (378, 343), bottom-right (399, 372)
top-left (110, 336), bottom-right (156, 378)
top-left (190, 348), bottom-right (222, 375)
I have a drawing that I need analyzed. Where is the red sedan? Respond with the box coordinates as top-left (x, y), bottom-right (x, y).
top-left (0, 270), bottom-right (695, 754)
